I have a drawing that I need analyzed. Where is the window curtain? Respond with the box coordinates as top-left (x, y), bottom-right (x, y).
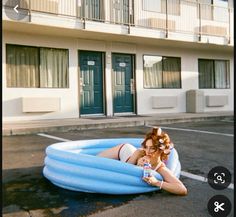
top-left (6, 45), bottom-right (39, 87)
top-left (77, 0), bottom-right (82, 17)
top-left (198, 0), bottom-right (213, 20)
top-left (100, 0), bottom-right (105, 20)
top-left (162, 57), bottom-right (181, 88)
top-left (80, 0), bottom-right (102, 20)
top-left (31, 0), bottom-right (59, 13)
top-left (40, 48), bottom-right (68, 88)
top-left (143, 0), bottom-right (162, 13)
top-left (144, 56), bottom-right (162, 88)
top-left (123, 0), bottom-right (129, 24)
top-left (214, 60), bottom-right (229, 88)
top-left (167, 0), bottom-right (180, 15)
top-left (199, 59), bottom-right (230, 89)
top-left (199, 59), bottom-right (214, 88)
top-left (213, 0), bottom-right (228, 22)
top-left (143, 0), bottom-right (180, 15)
top-left (111, 0), bottom-right (129, 24)
top-left (144, 56), bottom-right (181, 88)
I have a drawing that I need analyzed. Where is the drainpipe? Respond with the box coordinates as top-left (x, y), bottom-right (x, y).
top-left (198, 0), bottom-right (201, 41)
top-left (228, 7), bottom-right (231, 44)
top-left (166, 0), bottom-right (168, 38)
top-left (82, 0), bottom-right (86, 29)
top-left (76, 0), bottom-right (78, 18)
top-left (29, 0), bottom-right (31, 22)
top-left (128, 0), bottom-right (131, 34)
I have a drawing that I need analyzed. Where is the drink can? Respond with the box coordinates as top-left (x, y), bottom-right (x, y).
top-left (143, 162), bottom-right (152, 177)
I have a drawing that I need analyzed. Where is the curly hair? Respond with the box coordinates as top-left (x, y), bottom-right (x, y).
top-left (141, 127), bottom-right (174, 161)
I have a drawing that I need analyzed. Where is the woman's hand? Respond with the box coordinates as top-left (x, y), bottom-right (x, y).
top-left (136, 149), bottom-right (145, 159)
top-left (143, 176), bottom-right (160, 187)
top-left (137, 156), bottom-right (150, 167)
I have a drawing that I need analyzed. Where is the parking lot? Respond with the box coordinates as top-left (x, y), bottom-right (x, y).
top-left (2, 119), bottom-right (234, 217)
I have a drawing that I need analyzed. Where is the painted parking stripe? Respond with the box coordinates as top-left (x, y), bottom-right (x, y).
top-left (38, 132), bottom-right (234, 190)
top-left (220, 120), bottom-right (234, 123)
top-left (146, 125), bottom-right (233, 137)
top-left (37, 133), bottom-right (72, 142)
top-left (181, 171), bottom-right (234, 190)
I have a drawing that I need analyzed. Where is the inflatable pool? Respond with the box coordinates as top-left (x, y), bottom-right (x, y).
top-left (43, 138), bottom-right (181, 195)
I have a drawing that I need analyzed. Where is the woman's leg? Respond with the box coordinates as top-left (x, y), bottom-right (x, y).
top-left (97, 144), bottom-right (124, 159)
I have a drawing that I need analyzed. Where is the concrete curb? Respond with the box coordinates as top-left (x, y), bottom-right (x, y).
top-left (2, 113), bottom-right (234, 136)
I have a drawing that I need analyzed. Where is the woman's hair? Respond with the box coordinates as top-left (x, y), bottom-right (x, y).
top-left (141, 127), bottom-right (174, 161)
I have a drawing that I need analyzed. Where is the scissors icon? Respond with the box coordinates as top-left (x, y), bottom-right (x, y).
top-left (214, 173), bottom-right (225, 184)
top-left (214, 201), bottom-right (225, 212)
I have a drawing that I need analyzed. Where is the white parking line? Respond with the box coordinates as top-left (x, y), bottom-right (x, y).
top-left (220, 120), bottom-right (234, 123)
top-left (38, 132), bottom-right (234, 190)
top-left (37, 133), bottom-right (72, 142)
top-left (146, 125), bottom-right (233, 137)
top-left (181, 171), bottom-right (234, 190)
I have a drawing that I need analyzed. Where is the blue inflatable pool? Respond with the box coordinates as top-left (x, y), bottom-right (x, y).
top-left (43, 138), bottom-right (181, 195)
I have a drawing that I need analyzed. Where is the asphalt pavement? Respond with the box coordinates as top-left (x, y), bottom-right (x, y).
top-left (2, 112), bottom-right (234, 217)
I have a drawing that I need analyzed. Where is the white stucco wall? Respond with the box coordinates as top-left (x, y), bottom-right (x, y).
top-left (2, 32), bottom-right (80, 121)
top-left (136, 44), bottom-right (234, 115)
top-left (2, 31), bottom-right (234, 121)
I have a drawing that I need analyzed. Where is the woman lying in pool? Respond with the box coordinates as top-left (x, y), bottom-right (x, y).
top-left (97, 127), bottom-right (187, 196)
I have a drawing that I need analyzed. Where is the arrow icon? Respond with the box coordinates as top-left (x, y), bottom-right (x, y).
top-left (14, 4), bottom-right (18, 13)
top-left (5, 0), bottom-right (29, 20)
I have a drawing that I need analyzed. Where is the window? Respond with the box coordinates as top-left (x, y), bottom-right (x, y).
top-left (213, 0), bottom-right (228, 22)
top-left (6, 44), bottom-right (69, 88)
top-left (143, 55), bottom-right (181, 88)
top-left (198, 59), bottom-right (230, 88)
top-left (143, 0), bottom-right (180, 15)
top-left (198, 0), bottom-right (228, 22)
top-left (111, 0), bottom-right (130, 24)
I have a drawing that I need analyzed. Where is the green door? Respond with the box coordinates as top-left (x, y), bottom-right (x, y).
top-left (112, 53), bottom-right (135, 114)
top-left (79, 51), bottom-right (104, 115)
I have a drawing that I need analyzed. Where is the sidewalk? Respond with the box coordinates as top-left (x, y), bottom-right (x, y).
top-left (2, 111), bottom-right (234, 136)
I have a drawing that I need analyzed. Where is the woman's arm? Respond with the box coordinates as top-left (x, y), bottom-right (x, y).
top-left (126, 149), bottom-right (145, 164)
top-left (143, 166), bottom-right (187, 196)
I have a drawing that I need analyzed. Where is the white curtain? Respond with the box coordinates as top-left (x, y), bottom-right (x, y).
top-left (143, 0), bottom-right (180, 15)
top-left (215, 60), bottom-right (229, 88)
top-left (162, 57), bottom-right (181, 88)
top-left (6, 45), bottom-right (69, 88)
top-left (199, 59), bottom-right (229, 88)
top-left (144, 55), bottom-right (181, 88)
top-left (199, 59), bottom-right (214, 88)
top-left (167, 0), bottom-right (180, 15)
top-left (144, 56), bottom-right (162, 88)
top-left (6, 45), bottom-right (39, 88)
top-left (199, 0), bottom-right (213, 20)
top-left (40, 48), bottom-right (69, 88)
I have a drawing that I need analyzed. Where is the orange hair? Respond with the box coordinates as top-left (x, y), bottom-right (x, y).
top-left (141, 127), bottom-right (174, 161)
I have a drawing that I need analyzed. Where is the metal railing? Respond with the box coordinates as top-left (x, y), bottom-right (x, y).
top-left (3, 0), bottom-right (233, 43)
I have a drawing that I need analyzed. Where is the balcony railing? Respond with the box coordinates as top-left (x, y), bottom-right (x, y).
top-left (3, 0), bottom-right (233, 44)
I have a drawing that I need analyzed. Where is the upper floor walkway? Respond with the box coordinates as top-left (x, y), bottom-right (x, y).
top-left (2, 0), bottom-right (234, 48)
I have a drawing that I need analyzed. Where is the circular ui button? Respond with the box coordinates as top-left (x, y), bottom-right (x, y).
top-left (208, 195), bottom-right (231, 217)
top-left (4, 0), bottom-right (29, 20)
top-left (207, 166), bottom-right (231, 190)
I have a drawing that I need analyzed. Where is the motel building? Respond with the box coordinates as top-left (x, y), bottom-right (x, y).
top-left (2, 0), bottom-right (234, 122)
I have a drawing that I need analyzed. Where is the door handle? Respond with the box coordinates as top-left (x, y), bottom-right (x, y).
top-left (130, 79), bottom-right (135, 94)
top-left (80, 78), bottom-right (84, 93)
